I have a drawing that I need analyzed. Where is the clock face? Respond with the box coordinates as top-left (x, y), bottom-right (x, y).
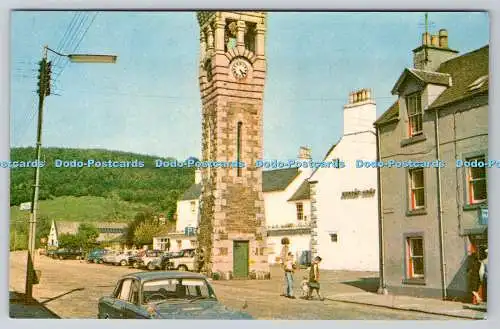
top-left (230, 59), bottom-right (249, 80)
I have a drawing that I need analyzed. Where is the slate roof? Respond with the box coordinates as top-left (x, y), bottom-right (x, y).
top-left (55, 221), bottom-right (80, 235)
top-left (374, 101), bottom-right (399, 126)
top-left (180, 183), bottom-right (202, 200)
top-left (430, 45), bottom-right (489, 109)
top-left (179, 168), bottom-right (301, 201)
top-left (262, 168), bottom-right (300, 192)
top-left (376, 45), bottom-right (489, 126)
top-left (287, 180), bottom-right (310, 201)
top-left (54, 221), bottom-right (127, 235)
top-left (391, 69), bottom-right (451, 94)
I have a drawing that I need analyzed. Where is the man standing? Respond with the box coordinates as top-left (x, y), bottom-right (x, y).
top-left (283, 252), bottom-right (296, 298)
top-left (279, 237), bottom-right (290, 297)
top-left (307, 256), bottom-right (324, 301)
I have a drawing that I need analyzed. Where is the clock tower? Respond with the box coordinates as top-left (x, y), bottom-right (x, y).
top-left (196, 11), bottom-right (269, 279)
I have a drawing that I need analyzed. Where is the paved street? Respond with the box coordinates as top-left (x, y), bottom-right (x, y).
top-left (9, 251), bottom-right (457, 319)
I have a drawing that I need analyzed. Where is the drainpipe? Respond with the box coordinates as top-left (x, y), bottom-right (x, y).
top-left (375, 125), bottom-right (388, 295)
top-left (434, 109), bottom-right (448, 300)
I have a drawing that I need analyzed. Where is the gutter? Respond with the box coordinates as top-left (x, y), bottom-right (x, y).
top-left (434, 109), bottom-right (448, 300)
top-left (375, 126), bottom-right (387, 295)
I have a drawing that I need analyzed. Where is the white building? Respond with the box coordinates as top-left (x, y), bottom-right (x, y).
top-left (264, 147), bottom-right (313, 265)
top-left (152, 171), bottom-right (201, 252)
top-left (309, 88), bottom-right (380, 271)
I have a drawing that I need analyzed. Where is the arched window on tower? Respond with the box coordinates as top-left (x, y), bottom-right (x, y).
top-left (237, 121), bottom-right (243, 177)
top-left (244, 22), bottom-right (256, 53)
top-left (225, 20), bottom-right (237, 52)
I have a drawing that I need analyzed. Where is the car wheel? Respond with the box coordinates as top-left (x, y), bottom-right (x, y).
top-left (133, 262), bottom-right (140, 269)
top-left (147, 262), bottom-right (155, 271)
top-left (178, 265), bottom-right (188, 272)
top-left (120, 260), bottom-right (127, 266)
top-left (59, 255), bottom-right (64, 260)
top-left (98, 259), bottom-right (103, 264)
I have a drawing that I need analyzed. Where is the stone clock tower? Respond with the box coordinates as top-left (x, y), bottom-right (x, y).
top-left (196, 11), bottom-right (269, 279)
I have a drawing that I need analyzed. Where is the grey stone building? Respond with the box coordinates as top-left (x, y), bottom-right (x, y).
top-left (374, 29), bottom-right (488, 300)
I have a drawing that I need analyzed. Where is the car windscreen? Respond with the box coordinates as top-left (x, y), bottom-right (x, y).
top-left (142, 278), bottom-right (215, 304)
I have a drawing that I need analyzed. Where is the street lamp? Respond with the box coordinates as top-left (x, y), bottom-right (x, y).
top-left (25, 45), bottom-right (117, 302)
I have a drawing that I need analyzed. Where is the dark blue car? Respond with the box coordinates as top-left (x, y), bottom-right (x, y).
top-left (98, 271), bottom-right (252, 319)
top-left (87, 249), bottom-right (109, 264)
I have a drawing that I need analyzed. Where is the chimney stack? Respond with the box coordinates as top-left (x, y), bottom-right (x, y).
top-left (298, 146), bottom-right (312, 160)
top-left (438, 29), bottom-right (448, 48)
top-left (348, 88), bottom-right (373, 104)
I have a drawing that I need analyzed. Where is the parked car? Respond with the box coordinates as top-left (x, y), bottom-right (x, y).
top-left (97, 271), bottom-right (252, 319)
top-left (137, 250), bottom-right (164, 271)
top-left (164, 248), bottom-right (196, 271)
top-left (128, 252), bottom-right (144, 269)
top-left (113, 251), bottom-right (135, 266)
top-left (53, 248), bottom-right (84, 260)
top-left (46, 249), bottom-right (57, 258)
top-left (87, 249), bottom-right (109, 264)
top-left (102, 251), bottom-right (120, 265)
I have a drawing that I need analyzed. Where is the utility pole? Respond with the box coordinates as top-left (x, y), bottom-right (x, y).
top-left (25, 45), bottom-right (51, 302)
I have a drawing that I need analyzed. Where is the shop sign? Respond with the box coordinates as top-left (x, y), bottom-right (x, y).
top-left (341, 188), bottom-right (376, 199)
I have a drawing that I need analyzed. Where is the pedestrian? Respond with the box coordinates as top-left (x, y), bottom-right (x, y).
top-left (300, 276), bottom-right (310, 297)
top-left (467, 248), bottom-right (482, 304)
top-left (279, 237), bottom-right (290, 297)
top-left (306, 256), bottom-right (324, 301)
top-left (479, 248), bottom-right (488, 303)
top-left (283, 252), bottom-right (296, 299)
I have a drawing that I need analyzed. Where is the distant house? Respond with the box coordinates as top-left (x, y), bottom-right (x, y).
top-left (47, 220), bottom-right (128, 249)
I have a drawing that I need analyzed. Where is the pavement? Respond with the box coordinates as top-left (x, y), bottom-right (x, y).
top-left (325, 292), bottom-right (486, 320)
top-left (9, 291), bottom-right (60, 319)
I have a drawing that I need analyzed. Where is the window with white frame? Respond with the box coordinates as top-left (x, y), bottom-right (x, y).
top-left (406, 237), bottom-right (424, 279)
top-left (466, 156), bottom-right (487, 204)
top-left (296, 202), bottom-right (304, 220)
top-left (406, 93), bottom-right (423, 136)
top-left (409, 168), bottom-right (425, 210)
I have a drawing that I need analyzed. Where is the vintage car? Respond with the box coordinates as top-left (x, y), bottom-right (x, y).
top-left (102, 251), bottom-right (120, 264)
top-left (164, 248), bottom-right (196, 271)
top-left (135, 250), bottom-right (163, 271)
top-left (113, 251), bottom-right (135, 266)
top-left (87, 248), bottom-right (109, 264)
top-left (53, 247), bottom-right (84, 260)
top-left (98, 271), bottom-right (252, 319)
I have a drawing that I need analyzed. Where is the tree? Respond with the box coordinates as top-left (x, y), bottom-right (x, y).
top-left (133, 221), bottom-right (162, 247)
top-left (58, 233), bottom-right (80, 249)
top-left (35, 215), bottom-right (52, 248)
top-left (126, 208), bottom-right (155, 245)
top-left (77, 223), bottom-right (99, 249)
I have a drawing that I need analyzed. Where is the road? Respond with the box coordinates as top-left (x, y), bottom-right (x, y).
top-left (9, 251), bottom-right (456, 319)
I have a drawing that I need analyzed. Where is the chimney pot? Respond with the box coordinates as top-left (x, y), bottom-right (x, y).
top-left (349, 92), bottom-right (354, 104)
top-left (438, 29), bottom-right (448, 48)
top-left (422, 32), bottom-right (431, 46)
top-left (431, 35), bottom-right (439, 47)
top-left (362, 89), bottom-right (367, 101)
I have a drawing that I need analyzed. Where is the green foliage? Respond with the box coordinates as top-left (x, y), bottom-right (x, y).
top-left (58, 233), bottom-right (81, 249)
top-left (10, 147), bottom-right (195, 216)
top-left (133, 220), bottom-right (163, 247)
top-left (77, 223), bottom-right (99, 248)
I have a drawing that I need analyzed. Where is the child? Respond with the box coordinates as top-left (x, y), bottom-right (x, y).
top-left (307, 256), bottom-right (324, 301)
top-left (301, 276), bottom-right (309, 297)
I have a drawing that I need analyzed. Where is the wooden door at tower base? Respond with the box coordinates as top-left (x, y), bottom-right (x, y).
top-left (233, 240), bottom-right (249, 278)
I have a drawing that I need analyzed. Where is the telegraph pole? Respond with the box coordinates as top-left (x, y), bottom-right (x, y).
top-left (25, 45), bottom-right (51, 302)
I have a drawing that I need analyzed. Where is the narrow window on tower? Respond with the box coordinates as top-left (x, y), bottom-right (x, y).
top-left (237, 121), bottom-right (243, 177)
top-left (244, 22), bottom-right (256, 53)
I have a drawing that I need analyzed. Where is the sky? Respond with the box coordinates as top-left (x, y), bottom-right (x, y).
top-left (10, 11), bottom-right (489, 161)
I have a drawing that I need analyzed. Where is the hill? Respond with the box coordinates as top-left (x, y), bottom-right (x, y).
top-left (10, 147), bottom-right (196, 217)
